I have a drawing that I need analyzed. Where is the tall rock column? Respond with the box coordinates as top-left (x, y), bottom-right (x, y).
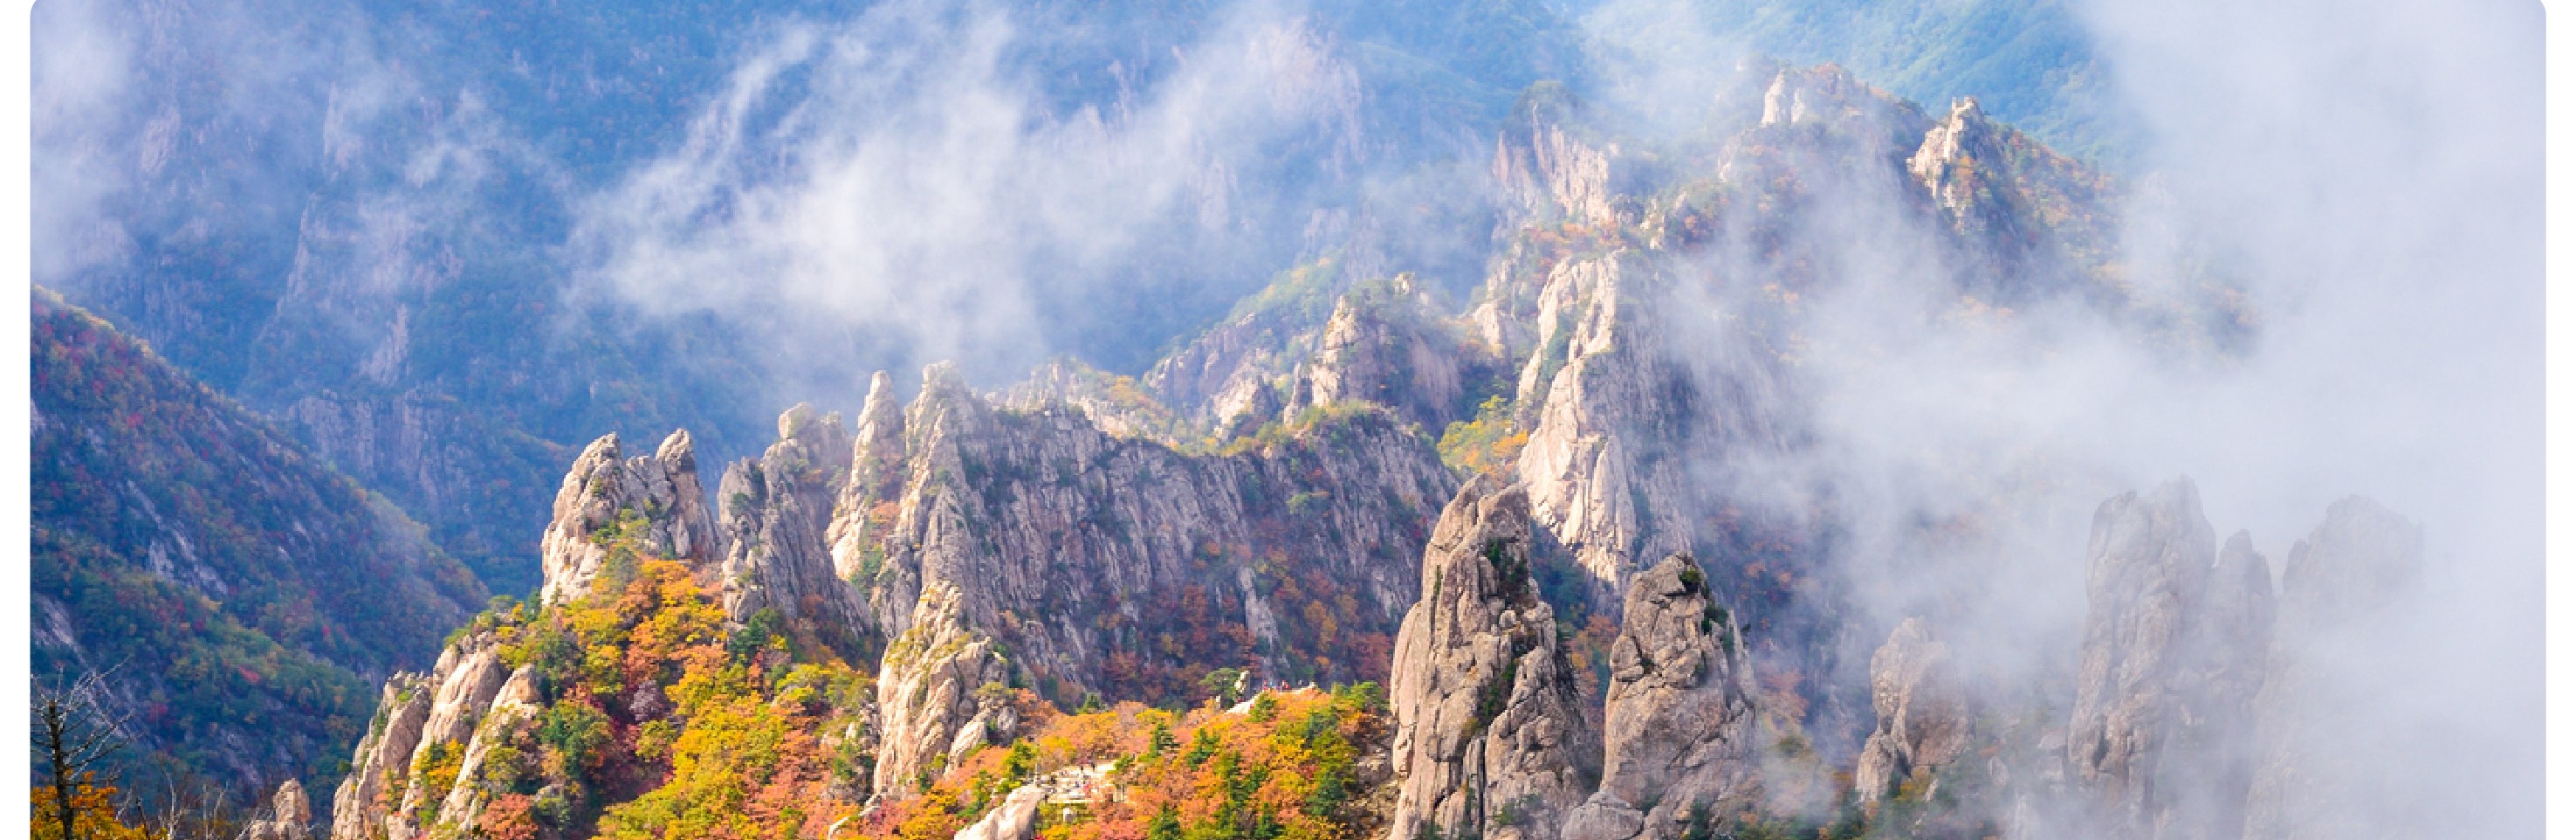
top-left (1387, 478), bottom-right (1599, 840)
top-left (1563, 554), bottom-right (1762, 840)
top-left (871, 582), bottom-right (1010, 802)
top-left (2065, 479), bottom-right (2275, 839)
top-left (1851, 619), bottom-right (1969, 803)
top-left (2239, 498), bottom-right (2422, 840)
top-left (715, 403), bottom-right (868, 653)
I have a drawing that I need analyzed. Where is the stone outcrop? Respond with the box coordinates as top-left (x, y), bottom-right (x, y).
top-left (1755, 64), bottom-right (1929, 141)
top-left (1386, 478), bottom-right (1599, 840)
top-left (1503, 255), bottom-right (1703, 594)
top-left (433, 665), bottom-right (541, 831)
top-left (1907, 97), bottom-right (2030, 245)
top-left (1563, 554), bottom-right (1761, 840)
top-left (832, 362), bottom-right (1458, 696)
top-left (953, 783), bottom-right (1052, 840)
top-left (1290, 275), bottom-right (1495, 430)
top-left (2065, 479), bottom-right (2276, 839)
top-left (330, 634), bottom-right (519, 840)
top-left (2240, 498), bottom-right (2422, 840)
top-left (871, 582), bottom-right (1011, 801)
top-left (714, 403), bottom-right (868, 650)
top-left (1492, 117), bottom-right (1625, 229)
top-left (538, 429), bottom-right (719, 604)
top-left (241, 779), bottom-right (313, 840)
top-left (1851, 619), bottom-right (1969, 802)
top-left (997, 361), bottom-right (1180, 442)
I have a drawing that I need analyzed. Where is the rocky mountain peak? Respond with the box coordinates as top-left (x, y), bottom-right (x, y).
top-left (537, 428), bottom-right (719, 604)
top-left (1387, 477), bottom-right (1600, 840)
top-left (714, 403), bottom-right (869, 652)
top-left (2067, 478), bottom-right (2277, 838)
top-left (242, 779), bottom-right (314, 840)
top-left (1564, 554), bottom-right (1762, 840)
top-left (2241, 497), bottom-right (2424, 840)
top-left (871, 582), bottom-right (1010, 802)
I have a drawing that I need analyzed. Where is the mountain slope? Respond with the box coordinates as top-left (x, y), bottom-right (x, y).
top-left (31, 288), bottom-right (488, 796)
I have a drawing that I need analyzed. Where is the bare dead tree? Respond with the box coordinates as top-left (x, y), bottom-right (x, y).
top-left (127, 753), bottom-right (251, 840)
top-left (33, 667), bottom-right (133, 840)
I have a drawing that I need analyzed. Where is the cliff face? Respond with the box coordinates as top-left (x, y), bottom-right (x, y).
top-left (1386, 478), bottom-right (1601, 840)
top-left (1291, 275), bottom-right (1504, 432)
top-left (1563, 554), bottom-right (1762, 840)
top-left (834, 363), bottom-right (1460, 701)
top-left (713, 403), bottom-right (869, 654)
top-left (327, 633), bottom-right (540, 840)
top-left (869, 582), bottom-right (1013, 800)
top-left (2065, 479), bottom-right (2275, 839)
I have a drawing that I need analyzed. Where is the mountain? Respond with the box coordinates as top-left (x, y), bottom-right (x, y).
top-left (31, 0), bottom-right (1594, 597)
top-left (35, 0), bottom-right (2137, 603)
top-left (31, 288), bottom-right (488, 798)
top-left (300, 54), bottom-right (2203, 840)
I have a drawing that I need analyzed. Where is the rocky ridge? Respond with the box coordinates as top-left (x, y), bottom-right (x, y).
top-left (1385, 478), bottom-right (1600, 840)
top-left (536, 429), bottom-right (718, 605)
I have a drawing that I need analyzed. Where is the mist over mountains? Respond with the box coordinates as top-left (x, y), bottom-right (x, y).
top-left (29, 0), bottom-right (2538, 838)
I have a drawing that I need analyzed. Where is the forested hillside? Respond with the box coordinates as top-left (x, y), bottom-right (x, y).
top-left (32, 288), bottom-right (488, 796)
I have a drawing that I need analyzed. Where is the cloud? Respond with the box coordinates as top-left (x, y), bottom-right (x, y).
top-left (32, 0), bottom-right (141, 282)
top-left (1586, 0), bottom-right (2538, 833)
top-left (566, 0), bottom-right (1370, 395)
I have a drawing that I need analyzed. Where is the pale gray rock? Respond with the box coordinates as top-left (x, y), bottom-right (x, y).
top-left (1563, 554), bottom-right (1761, 840)
top-left (330, 672), bottom-right (433, 840)
top-left (954, 782), bottom-right (1051, 840)
top-left (715, 403), bottom-right (869, 652)
top-left (828, 362), bottom-right (1454, 699)
top-left (871, 582), bottom-right (1009, 801)
top-left (1386, 478), bottom-right (1599, 840)
top-left (2066, 479), bottom-right (2277, 839)
top-left (331, 635), bottom-right (518, 840)
top-left (242, 779), bottom-right (313, 840)
top-left (1289, 275), bottom-right (1492, 430)
top-left (1852, 618), bottom-right (1968, 802)
top-left (2240, 498), bottom-right (2422, 840)
top-left (538, 429), bottom-right (718, 604)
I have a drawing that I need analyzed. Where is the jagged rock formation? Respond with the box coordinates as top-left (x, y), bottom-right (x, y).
top-left (242, 779), bottom-right (314, 840)
top-left (1492, 117), bottom-right (1625, 229)
top-left (1563, 554), bottom-right (1761, 840)
top-left (329, 633), bottom-right (520, 840)
top-left (2239, 498), bottom-right (2423, 840)
top-left (1851, 619), bottom-right (1970, 802)
top-left (1757, 64), bottom-right (1929, 139)
top-left (538, 429), bottom-right (718, 604)
top-left (954, 783), bottom-right (1051, 840)
top-left (870, 582), bottom-right (1012, 801)
top-left (831, 363), bottom-right (1458, 698)
top-left (714, 403), bottom-right (868, 651)
top-left (1909, 97), bottom-right (2033, 246)
top-left (1290, 274), bottom-right (1500, 430)
top-left (2065, 479), bottom-right (2276, 839)
top-left (998, 361), bottom-right (1183, 442)
top-left (1502, 254), bottom-right (1707, 592)
top-left (1387, 479), bottom-right (1599, 840)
